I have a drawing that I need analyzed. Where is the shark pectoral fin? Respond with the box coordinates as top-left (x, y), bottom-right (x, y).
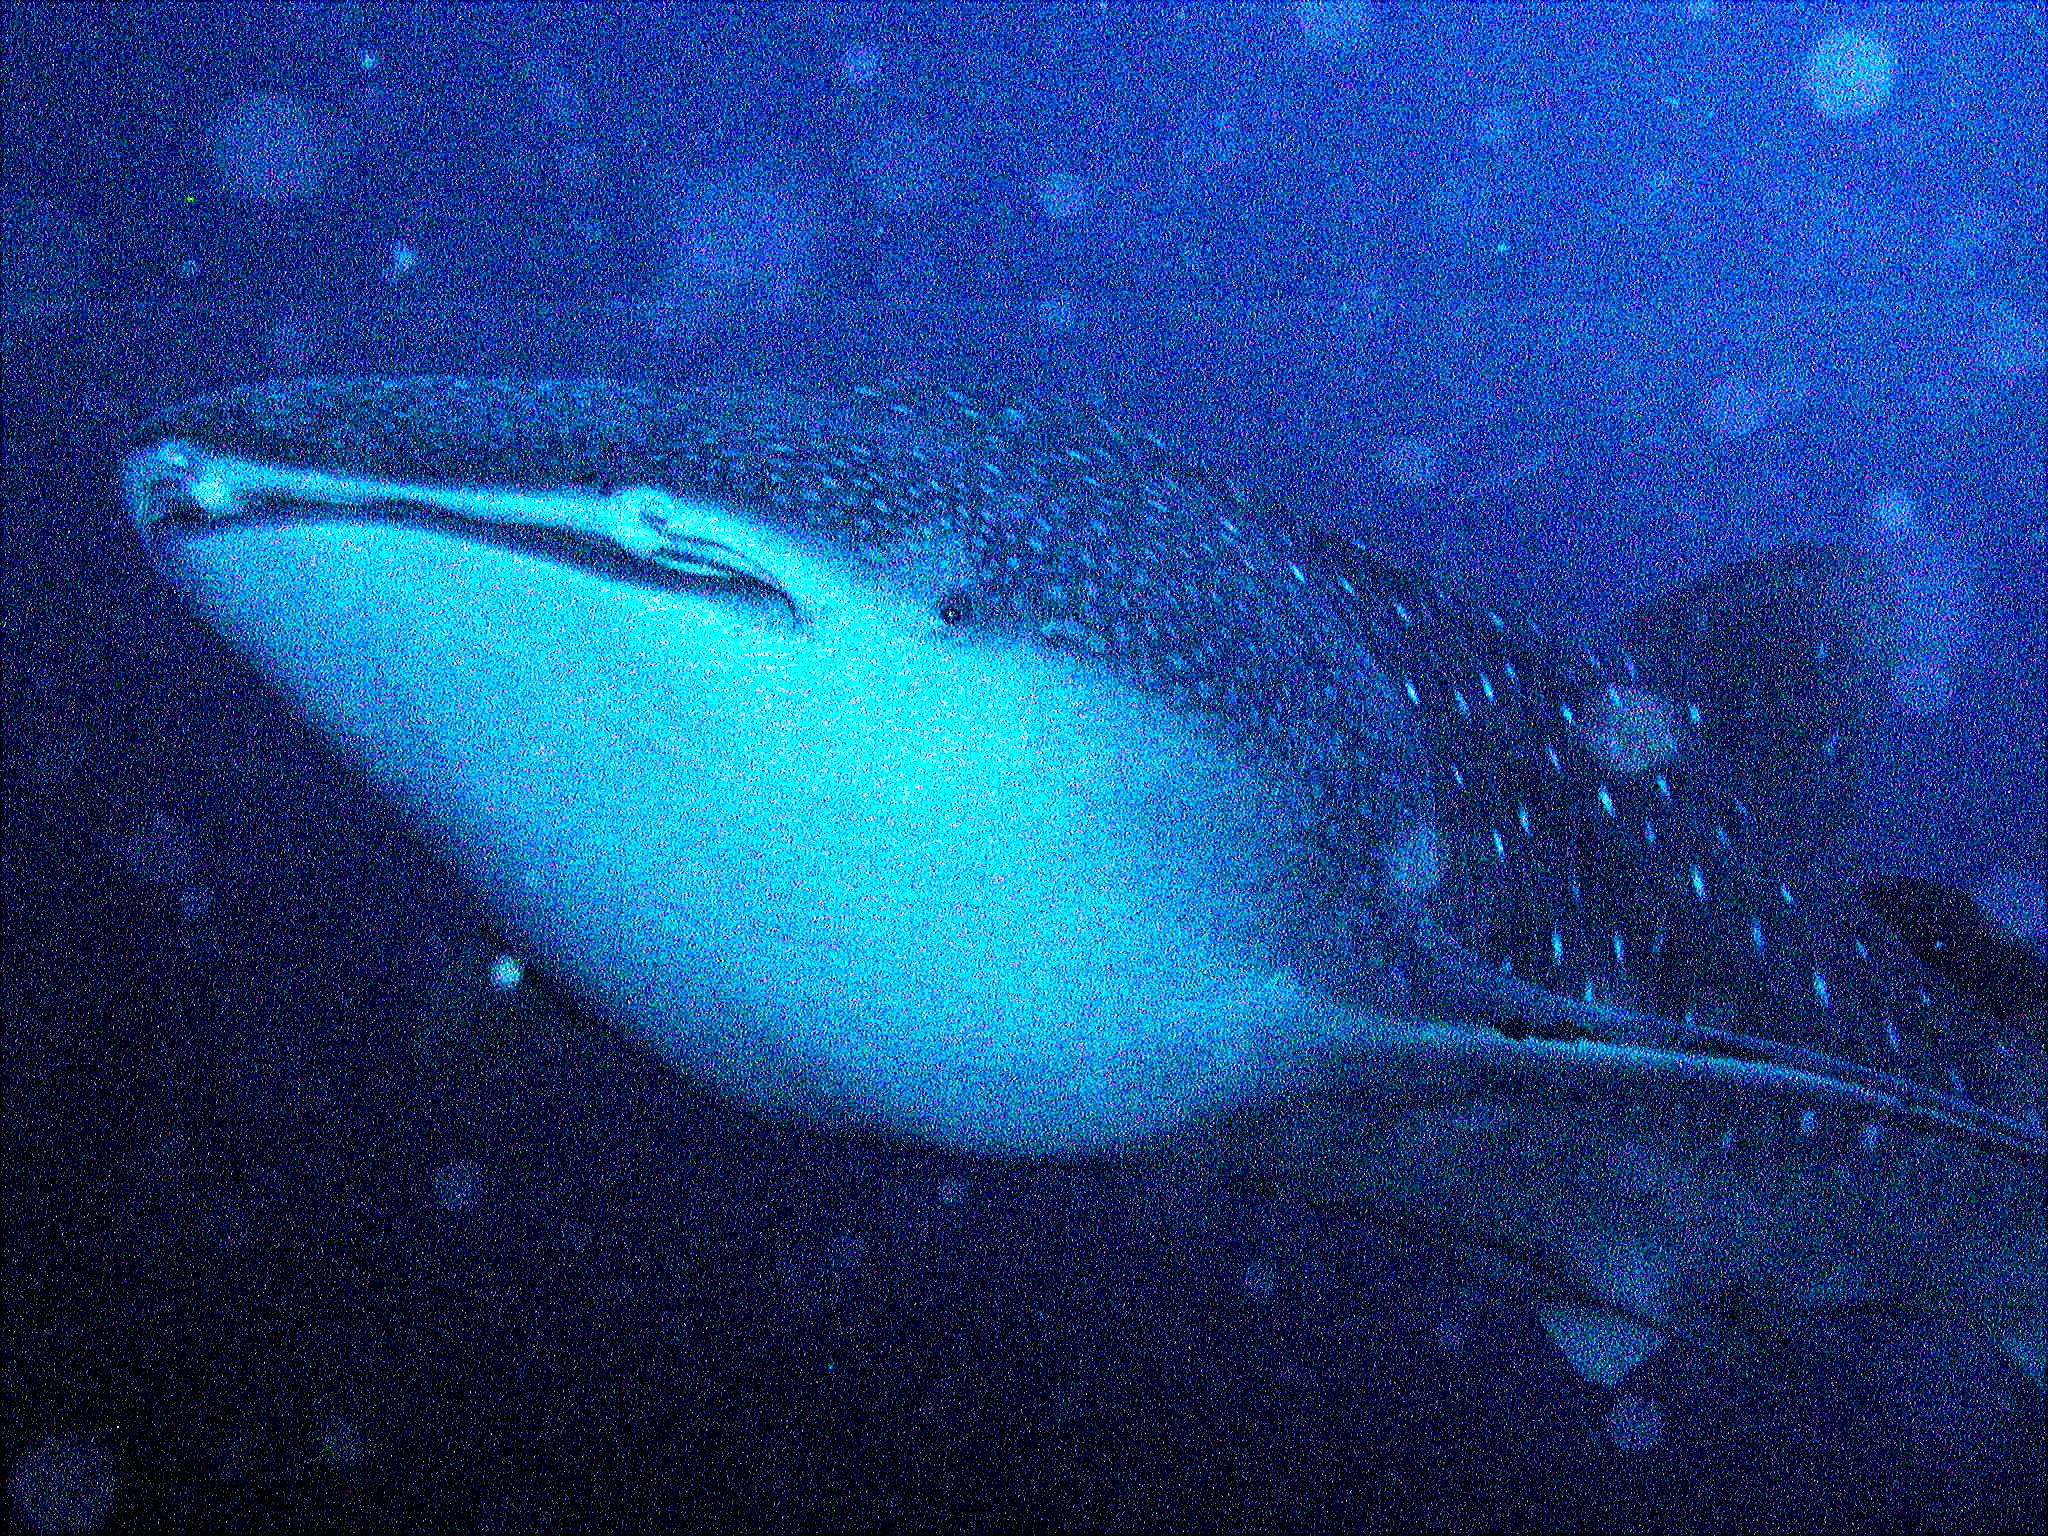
top-left (1536, 1304), bottom-right (1668, 1388)
top-left (1396, 939), bottom-right (2045, 1159)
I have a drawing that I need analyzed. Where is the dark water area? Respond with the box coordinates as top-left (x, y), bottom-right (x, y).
top-left (4, 3), bottom-right (2042, 1531)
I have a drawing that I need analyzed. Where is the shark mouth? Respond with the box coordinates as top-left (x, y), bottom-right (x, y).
top-left (123, 437), bottom-right (800, 619)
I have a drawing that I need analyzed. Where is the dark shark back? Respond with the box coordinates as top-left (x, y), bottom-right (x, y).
top-left (1305, 529), bottom-right (2042, 1149)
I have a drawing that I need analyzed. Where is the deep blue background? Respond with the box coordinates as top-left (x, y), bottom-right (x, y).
top-left (4, 3), bottom-right (2042, 1530)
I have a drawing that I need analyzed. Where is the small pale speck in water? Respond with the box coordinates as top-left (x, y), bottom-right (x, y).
top-left (9, 1434), bottom-right (116, 1535)
top-left (1605, 1391), bottom-right (1666, 1452)
top-left (431, 1158), bottom-right (484, 1213)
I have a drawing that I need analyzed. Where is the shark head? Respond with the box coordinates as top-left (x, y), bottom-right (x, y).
top-left (124, 377), bottom-right (1448, 1154)
top-left (126, 375), bottom-right (2042, 1384)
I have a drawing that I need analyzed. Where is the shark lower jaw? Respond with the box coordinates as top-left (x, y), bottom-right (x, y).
top-left (132, 494), bottom-right (1347, 1156)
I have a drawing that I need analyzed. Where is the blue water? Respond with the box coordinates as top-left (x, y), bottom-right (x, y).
top-left (4, 3), bottom-right (2041, 1529)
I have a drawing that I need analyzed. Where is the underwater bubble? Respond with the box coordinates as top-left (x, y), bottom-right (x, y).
top-left (1036, 292), bottom-right (1078, 333)
top-left (1605, 1390), bottom-right (1666, 1452)
top-left (826, 1230), bottom-right (869, 1274)
top-left (1295, 0), bottom-right (1381, 52)
top-left (1976, 865), bottom-right (2046, 943)
top-left (1, 197), bottom-right (96, 326)
top-left (210, 92), bottom-right (337, 202)
top-left (10, 1434), bottom-right (116, 1535)
top-left (840, 45), bottom-right (882, 85)
top-left (124, 810), bottom-right (203, 888)
top-left (1035, 172), bottom-right (1092, 222)
top-left (1376, 436), bottom-right (1443, 488)
top-left (313, 1414), bottom-right (363, 1468)
top-left (1970, 296), bottom-right (2045, 380)
top-left (431, 1158), bottom-right (484, 1213)
top-left (1805, 28), bottom-right (1898, 121)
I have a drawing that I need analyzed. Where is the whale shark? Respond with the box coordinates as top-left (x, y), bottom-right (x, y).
top-left (123, 376), bottom-right (2042, 1386)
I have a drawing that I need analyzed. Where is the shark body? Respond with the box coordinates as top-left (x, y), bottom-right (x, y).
top-left (124, 376), bottom-right (2042, 1384)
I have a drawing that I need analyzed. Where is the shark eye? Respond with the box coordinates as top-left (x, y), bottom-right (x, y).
top-left (938, 590), bottom-right (974, 626)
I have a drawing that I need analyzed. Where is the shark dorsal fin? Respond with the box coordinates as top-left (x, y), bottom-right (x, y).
top-left (1621, 539), bottom-right (1899, 844)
